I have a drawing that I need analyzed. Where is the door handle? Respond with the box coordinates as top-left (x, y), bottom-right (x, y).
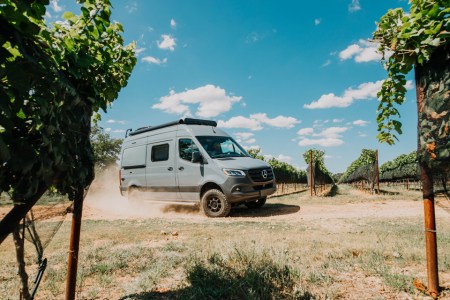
top-left (178, 166), bottom-right (184, 171)
top-left (168, 167), bottom-right (173, 171)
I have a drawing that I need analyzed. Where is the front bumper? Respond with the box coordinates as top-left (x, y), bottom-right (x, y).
top-left (221, 176), bottom-right (276, 203)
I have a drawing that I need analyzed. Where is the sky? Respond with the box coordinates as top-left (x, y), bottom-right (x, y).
top-left (47, 0), bottom-right (418, 174)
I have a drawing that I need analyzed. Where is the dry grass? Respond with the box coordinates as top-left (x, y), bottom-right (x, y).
top-left (0, 185), bottom-right (449, 299)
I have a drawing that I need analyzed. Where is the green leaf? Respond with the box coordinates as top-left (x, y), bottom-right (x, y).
top-left (62, 11), bottom-right (76, 20)
top-left (64, 38), bottom-right (75, 51)
top-left (16, 109), bottom-right (26, 119)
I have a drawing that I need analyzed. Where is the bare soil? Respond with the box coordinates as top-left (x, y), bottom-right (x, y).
top-left (1, 174), bottom-right (450, 299)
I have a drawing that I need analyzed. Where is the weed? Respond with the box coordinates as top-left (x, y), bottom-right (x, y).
top-left (182, 248), bottom-right (301, 299)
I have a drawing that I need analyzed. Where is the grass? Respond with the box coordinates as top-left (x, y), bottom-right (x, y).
top-left (0, 186), bottom-right (449, 299)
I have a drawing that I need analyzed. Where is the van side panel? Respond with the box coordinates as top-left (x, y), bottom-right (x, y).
top-left (176, 136), bottom-right (205, 200)
top-left (145, 138), bottom-right (179, 200)
top-left (120, 137), bottom-right (147, 192)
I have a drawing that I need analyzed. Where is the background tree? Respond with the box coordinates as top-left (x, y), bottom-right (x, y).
top-left (91, 123), bottom-right (123, 171)
top-left (247, 147), bottom-right (265, 160)
top-left (247, 147), bottom-right (307, 183)
top-left (373, 0), bottom-right (449, 295)
top-left (302, 149), bottom-right (333, 185)
top-left (0, 0), bottom-right (136, 244)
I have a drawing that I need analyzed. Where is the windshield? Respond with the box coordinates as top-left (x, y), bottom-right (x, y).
top-left (196, 136), bottom-right (250, 158)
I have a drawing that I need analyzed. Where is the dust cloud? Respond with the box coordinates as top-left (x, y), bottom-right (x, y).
top-left (84, 166), bottom-right (201, 219)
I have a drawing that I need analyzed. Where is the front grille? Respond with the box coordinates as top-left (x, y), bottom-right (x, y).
top-left (248, 167), bottom-right (273, 182)
top-left (254, 183), bottom-right (274, 190)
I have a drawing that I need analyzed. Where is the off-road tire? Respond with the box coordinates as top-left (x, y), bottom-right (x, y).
top-left (127, 186), bottom-right (140, 203)
top-left (244, 197), bottom-right (266, 209)
top-left (201, 189), bottom-right (231, 217)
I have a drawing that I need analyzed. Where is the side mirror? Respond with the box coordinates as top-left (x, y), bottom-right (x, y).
top-left (191, 151), bottom-right (203, 163)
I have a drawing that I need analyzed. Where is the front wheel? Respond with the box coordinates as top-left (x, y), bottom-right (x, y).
top-left (201, 189), bottom-right (231, 217)
top-left (244, 197), bottom-right (266, 209)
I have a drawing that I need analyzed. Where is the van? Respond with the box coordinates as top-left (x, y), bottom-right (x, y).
top-left (119, 118), bottom-right (276, 217)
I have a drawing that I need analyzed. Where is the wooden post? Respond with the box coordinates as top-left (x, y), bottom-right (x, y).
top-left (310, 150), bottom-right (313, 197)
top-left (66, 190), bottom-right (84, 300)
top-left (375, 150), bottom-right (380, 194)
top-left (421, 164), bottom-right (439, 296)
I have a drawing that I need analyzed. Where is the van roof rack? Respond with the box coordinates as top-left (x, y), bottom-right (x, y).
top-left (128, 118), bottom-right (217, 136)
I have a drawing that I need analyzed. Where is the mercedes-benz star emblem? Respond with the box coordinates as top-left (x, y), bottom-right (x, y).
top-left (261, 169), bottom-right (268, 179)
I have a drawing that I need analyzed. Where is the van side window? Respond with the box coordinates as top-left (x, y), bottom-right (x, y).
top-left (179, 139), bottom-right (199, 161)
top-left (151, 144), bottom-right (169, 162)
top-left (122, 145), bottom-right (146, 168)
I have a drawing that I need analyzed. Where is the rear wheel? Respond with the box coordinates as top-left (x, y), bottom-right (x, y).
top-left (127, 186), bottom-right (140, 203)
top-left (244, 197), bottom-right (266, 209)
top-left (201, 189), bottom-right (231, 217)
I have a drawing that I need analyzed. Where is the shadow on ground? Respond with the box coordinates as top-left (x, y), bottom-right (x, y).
top-left (120, 289), bottom-right (314, 300)
top-left (152, 202), bottom-right (301, 218)
top-left (229, 203), bottom-right (300, 218)
top-left (120, 261), bottom-right (313, 299)
top-left (378, 189), bottom-right (400, 196)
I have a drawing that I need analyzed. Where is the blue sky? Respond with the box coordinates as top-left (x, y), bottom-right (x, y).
top-left (49, 0), bottom-right (417, 173)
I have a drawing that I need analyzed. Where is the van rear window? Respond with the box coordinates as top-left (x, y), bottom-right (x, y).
top-left (122, 145), bottom-right (146, 168)
top-left (151, 144), bottom-right (169, 162)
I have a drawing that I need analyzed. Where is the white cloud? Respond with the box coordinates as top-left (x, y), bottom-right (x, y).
top-left (353, 120), bottom-right (369, 126)
top-left (343, 80), bottom-right (383, 99)
top-left (219, 114), bottom-right (299, 131)
top-left (234, 132), bottom-right (256, 144)
top-left (218, 113), bottom-right (301, 130)
top-left (142, 56), bottom-right (168, 65)
top-left (126, 2), bottom-right (137, 13)
top-left (50, 0), bottom-right (62, 12)
top-left (170, 18), bottom-right (177, 29)
top-left (265, 154), bottom-right (293, 164)
top-left (314, 18), bottom-right (321, 25)
top-left (234, 132), bottom-right (254, 140)
top-left (112, 129), bottom-right (126, 133)
top-left (246, 32), bottom-right (260, 43)
top-left (358, 132), bottom-right (368, 137)
top-left (315, 126), bottom-right (348, 138)
top-left (153, 85), bottom-right (242, 118)
top-left (244, 145), bottom-right (261, 151)
top-left (339, 39), bottom-right (386, 63)
top-left (321, 59), bottom-right (331, 67)
top-left (405, 80), bottom-right (414, 90)
top-left (250, 113), bottom-right (300, 129)
top-left (158, 34), bottom-right (176, 51)
top-left (333, 118), bottom-right (344, 123)
top-left (304, 79), bottom-right (408, 109)
top-left (297, 126), bottom-right (348, 147)
top-left (304, 93), bottom-right (353, 109)
top-left (297, 128), bottom-right (314, 135)
top-left (276, 154), bottom-right (293, 164)
top-left (105, 127), bottom-right (112, 132)
top-left (135, 48), bottom-right (146, 56)
top-left (299, 138), bottom-right (344, 147)
top-left (218, 116), bottom-right (263, 131)
top-left (348, 0), bottom-right (361, 12)
top-left (339, 44), bottom-right (361, 60)
top-left (106, 119), bottom-right (126, 125)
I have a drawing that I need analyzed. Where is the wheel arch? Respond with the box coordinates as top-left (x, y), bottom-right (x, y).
top-left (200, 182), bottom-right (223, 199)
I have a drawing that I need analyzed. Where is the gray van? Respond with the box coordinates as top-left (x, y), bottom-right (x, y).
top-left (119, 118), bottom-right (276, 217)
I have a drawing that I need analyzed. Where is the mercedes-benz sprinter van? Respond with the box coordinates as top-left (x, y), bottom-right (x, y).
top-left (119, 118), bottom-right (276, 217)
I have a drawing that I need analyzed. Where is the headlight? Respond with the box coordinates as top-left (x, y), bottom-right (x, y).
top-left (223, 169), bottom-right (246, 177)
